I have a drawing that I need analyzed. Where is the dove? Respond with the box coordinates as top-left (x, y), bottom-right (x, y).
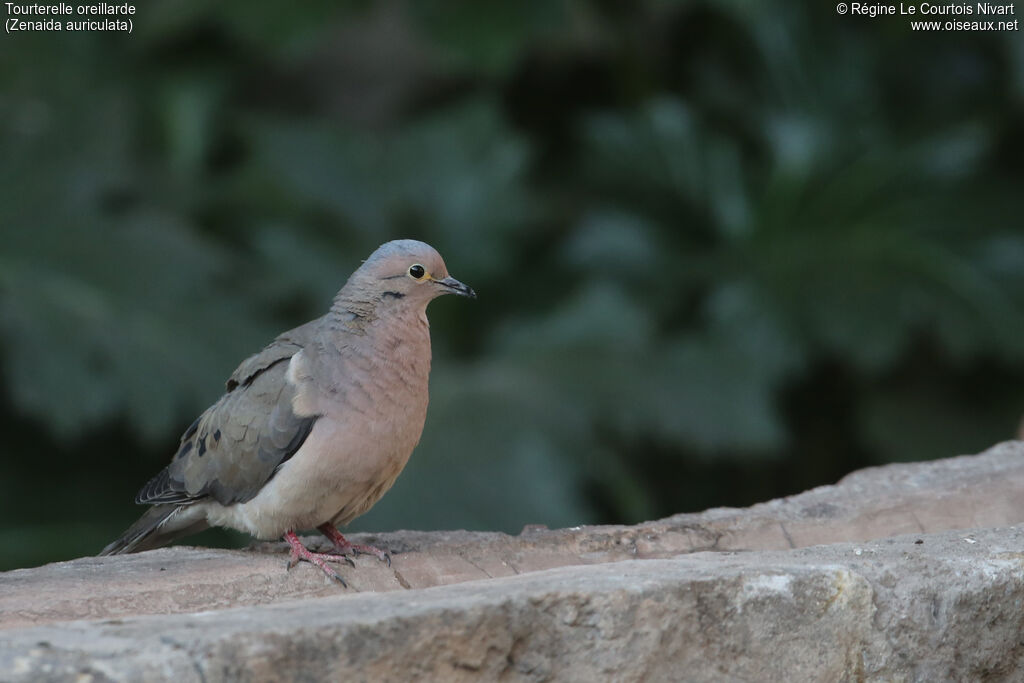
top-left (100, 239), bottom-right (475, 584)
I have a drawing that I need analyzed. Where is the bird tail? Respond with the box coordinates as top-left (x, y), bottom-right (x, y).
top-left (99, 503), bottom-right (209, 555)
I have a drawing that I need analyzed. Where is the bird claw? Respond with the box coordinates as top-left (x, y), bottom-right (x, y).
top-left (283, 531), bottom-right (350, 586)
top-left (354, 547), bottom-right (391, 566)
top-left (342, 542), bottom-right (391, 566)
top-left (317, 524), bottom-right (392, 566)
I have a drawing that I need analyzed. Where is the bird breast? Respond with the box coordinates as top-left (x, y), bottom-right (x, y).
top-left (208, 319), bottom-right (433, 538)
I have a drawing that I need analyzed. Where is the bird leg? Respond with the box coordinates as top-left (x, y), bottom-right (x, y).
top-left (317, 523), bottom-right (392, 567)
top-left (283, 530), bottom-right (353, 585)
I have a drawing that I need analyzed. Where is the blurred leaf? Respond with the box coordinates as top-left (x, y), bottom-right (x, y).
top-left (410, 0), bottom-right (569, 76)
top-left (862, 381), bottom-right (1023, 464)
top-left (248, 99), bottom-right (535, 281)
top-left (0, 74), bottom-right (275, 439)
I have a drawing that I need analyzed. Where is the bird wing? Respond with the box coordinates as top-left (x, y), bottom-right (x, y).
top-left (225, 318), bottom-right (321, 391)
top-left (136, 319), bottom-right (324, 507)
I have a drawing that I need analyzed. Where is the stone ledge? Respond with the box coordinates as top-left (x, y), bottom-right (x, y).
top-left (2, 441), bottom-right (1024, 681)
top-left (4, 527), bottom-right (1024, 681)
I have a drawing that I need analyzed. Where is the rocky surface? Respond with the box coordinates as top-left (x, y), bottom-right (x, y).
top-left (2, 441), bottom-right (1024, 681)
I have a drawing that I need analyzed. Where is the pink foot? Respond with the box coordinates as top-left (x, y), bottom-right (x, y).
top-left (283, 530), bottom-right (353, 586)
top-left (317, 523), bottom-right (392, 567)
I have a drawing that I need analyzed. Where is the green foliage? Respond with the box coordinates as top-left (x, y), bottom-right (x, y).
top-left (1, 0), bottom-right (1022, 568)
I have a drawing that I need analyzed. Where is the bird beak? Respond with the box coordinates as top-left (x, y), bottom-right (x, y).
top-left (434, 275), bottom-right (477, 299)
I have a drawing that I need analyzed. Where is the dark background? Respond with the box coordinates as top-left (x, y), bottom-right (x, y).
top-left (2, 0), bottom-right (1022, 570)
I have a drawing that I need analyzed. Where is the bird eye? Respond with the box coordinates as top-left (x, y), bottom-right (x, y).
top-left (408, 264), bottom-right (426, 280)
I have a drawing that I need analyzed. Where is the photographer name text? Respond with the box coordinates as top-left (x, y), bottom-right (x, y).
top-left (836, 2), bottom-right (1017, 30)
top-left (850, 2), bottom-right (1013, 16)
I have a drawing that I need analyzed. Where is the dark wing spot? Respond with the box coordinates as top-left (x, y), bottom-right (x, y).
top-left (197, 440), bottom-right (207, 457)
top-left (213, 429), bottom-right (221, 442)
top-left (174, 441), bottom-right (193, 460)
top-left (182, 417), bottom-right (200, 441)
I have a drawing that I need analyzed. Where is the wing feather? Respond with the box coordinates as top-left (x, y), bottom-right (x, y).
top-left (136, 321), bottom-right (323, 507)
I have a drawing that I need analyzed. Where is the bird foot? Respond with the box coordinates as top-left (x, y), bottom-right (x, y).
top-left (283, 531), bottom-right (353, 586)
top-left (317, 523), bottom-right (392, 567)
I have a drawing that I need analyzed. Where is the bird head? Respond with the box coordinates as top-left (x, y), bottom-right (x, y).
top-left (349, 239), bottom-right (476, 305)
